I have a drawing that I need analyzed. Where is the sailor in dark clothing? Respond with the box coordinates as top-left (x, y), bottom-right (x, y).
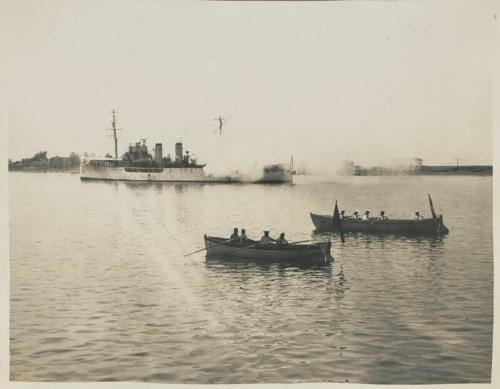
top-left (260, 230), bottom-right (274, 244)
top-left (230, 228), bottom-right (239, 240)
top-left (276, 232), bottom-right (288, 246)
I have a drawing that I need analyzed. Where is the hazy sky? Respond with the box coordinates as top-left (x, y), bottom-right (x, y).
top-left (1, 0), bottom-right (495, 173)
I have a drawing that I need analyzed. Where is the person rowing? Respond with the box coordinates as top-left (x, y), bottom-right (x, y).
top-left (260, 230), bottom-right (275, 244)
top-left (230, 227), bottom-right (239, 240)
top-left (276, 232), bottom-right (288, 246)
top-left (379, 210), bottom-right (388, 220)
top-left (340, 210), bottom-right (345, 219)
top-left (414, 211), bottom-right (423, 220)
top-left (240, 228), bottom-right (248, 244)
top-left (362, 210), bottom-right (370, 220)
top-left (352, 210), bottom-right (359, 219)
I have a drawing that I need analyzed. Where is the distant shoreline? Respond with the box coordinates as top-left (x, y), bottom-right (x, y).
top-left (353, 171), bottom-right (492, 177)
top-left (8, 170), bottom-right (493, 178)
top-left (352, 170), bottom-right (492, 177)
top-left (340, 163), bottom-right (492, 177)
top-left (8, 168), bottom-right (79, 173)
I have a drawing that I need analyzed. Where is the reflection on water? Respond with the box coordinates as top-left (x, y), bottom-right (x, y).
top-left (9, 173), bottom-right (493, 384)
top-left (205, 256), bottom-right (333, 271)
top-left (314, 229), bottom-right (447, 245)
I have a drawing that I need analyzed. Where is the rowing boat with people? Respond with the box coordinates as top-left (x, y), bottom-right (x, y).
top-left (203, 235), bottom-right (333, 264)
top-left (310, 195), bottom-right (449, 236)
top-left (311, 214), bottom-right (448, 235)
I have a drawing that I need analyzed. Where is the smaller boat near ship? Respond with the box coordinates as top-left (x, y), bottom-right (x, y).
top-left (311, 195), bottom-right (449, 236)
top-left (203, 235), bottom-right (332, 264)
top-left (255, 157), bottom-right (296, 183)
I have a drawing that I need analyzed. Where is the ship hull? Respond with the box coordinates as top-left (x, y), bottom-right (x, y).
top-left (255, 170), bottom-right (293, 183)
top-left (80, 165), bottom-right (234, 183)
top-left (310, 213), bottom-right (449, 235)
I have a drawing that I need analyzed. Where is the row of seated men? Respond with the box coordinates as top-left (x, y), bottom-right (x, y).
top-left (340, 210), bottom-right (425, 220)
top-left (230, 228), bottom-right (288, 245)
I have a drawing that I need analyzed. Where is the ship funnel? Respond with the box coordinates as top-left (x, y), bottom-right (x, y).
top-left (175, 142), bottom-right (183, 162)
top-left (155, 143), bottom-right (163, 165)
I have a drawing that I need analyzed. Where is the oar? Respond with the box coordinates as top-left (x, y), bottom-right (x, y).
top-left (246, 238), bottom-right (329, 247)
top-left (288, 239), bottom-right (316, 244)
top-left (203, 239), bottom-right (268, 252)
top-left (287, 239), bottom-right (320, 245)
top-left (184, 236), bottom-right (239, 257)
top-left (254, 238), bottom-right (329, 246)
top-left (222, 238), bottom-right (313, 251)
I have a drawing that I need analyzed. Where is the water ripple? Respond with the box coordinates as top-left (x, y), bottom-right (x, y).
top-left (9, 173), bottom-right (493, 383)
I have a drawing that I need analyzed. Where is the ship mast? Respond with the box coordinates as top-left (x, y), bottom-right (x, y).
top-left (213, 115), bottom-right (231, 135)
top-left (107, 109), bottom-right (122, 159)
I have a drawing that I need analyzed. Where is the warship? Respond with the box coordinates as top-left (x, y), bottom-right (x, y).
top-left (80, 111), bottom-right (235, 183)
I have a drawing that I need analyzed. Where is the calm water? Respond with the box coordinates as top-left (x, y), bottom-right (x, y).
top-left (9, 172), bottom-right (493, 384)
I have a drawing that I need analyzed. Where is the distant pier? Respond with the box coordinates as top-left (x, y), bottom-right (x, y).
top-left (339, 158), bottom-right (492, 176)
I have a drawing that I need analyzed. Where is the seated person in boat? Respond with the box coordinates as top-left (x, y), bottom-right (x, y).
top-left (352, 210), bottom-right (359, 219)
top-left (414, 211), bottom-right (424, 220)
top-left (340, 210), bottom-right (346, 219)
top-left (379, 210), bottom-right (388, 220)
top-left (260, 230), bottom-right (275, 244)
top-left (239, 228), bottom-right (248, 244)
top-left (230, 227), bottom-right (239, 240)
top-left (276, 232), bottom-right (288, 246)
top-left (362, 210), bottom-right (370, 220)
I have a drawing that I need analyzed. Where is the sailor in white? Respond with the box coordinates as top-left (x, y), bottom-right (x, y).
top-left (240, 228), bottom-right (249, 243)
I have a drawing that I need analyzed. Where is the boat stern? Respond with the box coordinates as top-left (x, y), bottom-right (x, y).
top-left (319, 241), bottom-right (333, 263)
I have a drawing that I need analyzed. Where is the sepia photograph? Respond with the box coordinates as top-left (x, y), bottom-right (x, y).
top-left (1, 0), bottom-right (497, 387)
